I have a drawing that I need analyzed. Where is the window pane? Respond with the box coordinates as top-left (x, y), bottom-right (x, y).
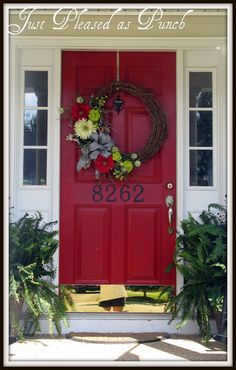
top-left (189, 111), bottom-right (212, 147)
top-left (189, 72), bottom-right (212, 108)
top-left (23, 149), bottom-right (47, 185)
top-left (24, 71), bottom-right (48, 107)
top-left (24, 110), bottom-right (48, 146)
top-left (190, 150), bottom-right (213, 186)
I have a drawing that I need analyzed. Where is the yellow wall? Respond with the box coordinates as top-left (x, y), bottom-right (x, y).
top-left (9, 9), bottom-right (227, 38)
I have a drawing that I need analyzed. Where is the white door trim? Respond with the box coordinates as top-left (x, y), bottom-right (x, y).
top-left (10, 35), bottom-right (226, 49)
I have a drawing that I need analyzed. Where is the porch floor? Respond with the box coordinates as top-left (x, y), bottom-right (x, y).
top-left (8, 333), bottom-right (228, 364)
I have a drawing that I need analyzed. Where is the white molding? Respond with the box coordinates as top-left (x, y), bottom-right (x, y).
top-left (4, 6), bottom-right (10, 350)
top-left (176, 49), bottom-right (184, 295)
top-left (18, 67), bottom-right (25, 189)
top-left (213, 65), bottom-right (219, 192)
top-left (226, 7), bottom-right (233, 355)
top-left (51, 48), bottom-right (62, 286)
top-left (219, 44), bottom-right (227, 202)
top-left (11, 46), bottom-right (21, 220)
top-left (9, 39), bottom-right (17, 214)
top-left (10, 36), bottom-right (226, 50)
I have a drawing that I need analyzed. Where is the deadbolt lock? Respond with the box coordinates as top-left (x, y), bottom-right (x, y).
top-left (166, 182), bottom-right (174, 190)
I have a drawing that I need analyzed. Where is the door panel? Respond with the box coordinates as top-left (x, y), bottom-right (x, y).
top-left (126, 206), bottom-right (160, 283)
top-left (74, 206), bottom-right (111, 283)
top-left (60, 51), bottom-right (176, 286)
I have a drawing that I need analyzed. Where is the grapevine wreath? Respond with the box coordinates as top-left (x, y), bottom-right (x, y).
top-left (62, 81), bottom-right (167, 180)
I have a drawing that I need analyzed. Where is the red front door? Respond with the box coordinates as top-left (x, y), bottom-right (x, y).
top-left (60, 51), bottom-right (176, 286)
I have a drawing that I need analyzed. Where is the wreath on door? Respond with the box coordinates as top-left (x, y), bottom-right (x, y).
top-left (61, 81), bottom-right (167, 180)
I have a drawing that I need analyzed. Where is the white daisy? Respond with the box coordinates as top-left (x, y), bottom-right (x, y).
top-left (74, 119), bottom-right (96, 140)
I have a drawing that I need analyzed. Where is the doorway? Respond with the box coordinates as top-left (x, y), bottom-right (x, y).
top-left (60, 51), bottom-right (176, 287)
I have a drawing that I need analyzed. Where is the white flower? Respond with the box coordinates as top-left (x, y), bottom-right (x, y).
top-left (131, 153), bottom-right (138, 160)
top-left (77, 96), bottom-right (84, 103)
top-left (59, 107), bottom-right (64, 114)
top-left (74, 119), bottom-right (96, 140)
top-left (66, 134), bottom-right (74, 141)
top-left (134, 160), bottom-right (141, 167)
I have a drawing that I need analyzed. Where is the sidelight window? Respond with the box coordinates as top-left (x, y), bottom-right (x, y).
top-left (188, 71), bottom-right (214, 186)
top-left (22, 71), bottom-right (48, 185)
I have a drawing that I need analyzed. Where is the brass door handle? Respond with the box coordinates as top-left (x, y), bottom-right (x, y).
top-left (165, 195), bottom-right (174, 234)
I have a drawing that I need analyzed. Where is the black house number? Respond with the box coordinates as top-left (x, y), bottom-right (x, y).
top-left (92, 184), bottom-right (144, 203)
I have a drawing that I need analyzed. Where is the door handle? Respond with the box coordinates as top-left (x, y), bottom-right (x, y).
top-left (165, 195), bottom-right (174, 234)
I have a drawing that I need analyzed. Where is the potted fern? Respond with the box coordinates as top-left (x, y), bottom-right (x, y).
top-left (165, 202), bottom-right (227, 343)
top-left (9, 212), bottom-right (74, 341)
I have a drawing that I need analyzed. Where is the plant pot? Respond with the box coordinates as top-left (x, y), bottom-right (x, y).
top-left (9, 298), bottom-right (24, 337)
top-left (214, 311), bottom-right (222, 333)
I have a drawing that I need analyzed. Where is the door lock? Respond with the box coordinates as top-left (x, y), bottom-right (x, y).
top-left (166, 182), bottom-right (174, 190)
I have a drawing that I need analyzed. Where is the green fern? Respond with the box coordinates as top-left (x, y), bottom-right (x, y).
top-left (165, 201), bottom-right (227, 343)
top-left (9, 212), bottom-right (75, 339)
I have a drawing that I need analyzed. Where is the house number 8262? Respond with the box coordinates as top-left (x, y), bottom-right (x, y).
top-left (92, 184), bottom-right (144, 203)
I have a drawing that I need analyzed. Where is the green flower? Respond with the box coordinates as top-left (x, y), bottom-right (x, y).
top-left (123, 160), bottom-right (133, 173)
top-left (112, 146), bottom-right (119, 153)
top-left (74, 119), bottom-right (96, 140)
top-left (134, 160), bottom-right (141, 167)
top-left (88, 109), bottom-right (100, 122)
top-left (96, 96), bottom-right (107, 107)
top-left (114, 172), bottom-right (124, 180)
top-left (112, 151), bottom-right (122, 161)
top-left (113, 168), bottom-right (124, 180)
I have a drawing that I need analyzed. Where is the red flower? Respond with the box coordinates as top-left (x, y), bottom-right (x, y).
top-left (94, 155), bottom-right (115, 174)
top-left (71, 103), bottom-right (90, 120)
